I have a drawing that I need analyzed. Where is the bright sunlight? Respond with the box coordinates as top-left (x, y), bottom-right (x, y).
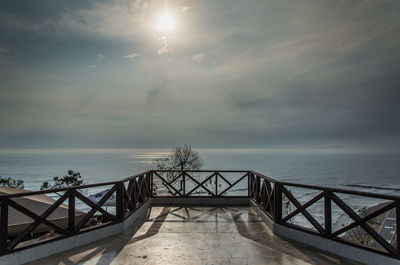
top-left (157, 12), bottom-right (175, 32)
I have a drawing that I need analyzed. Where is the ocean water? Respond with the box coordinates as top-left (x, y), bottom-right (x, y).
top-left (1, 149), bottom-right (399, 229)
top-left (0, 149), bottom-right (399, 192)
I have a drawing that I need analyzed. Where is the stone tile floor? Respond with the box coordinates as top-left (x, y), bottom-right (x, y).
top-left (28, 207), bottom-right (362, 265)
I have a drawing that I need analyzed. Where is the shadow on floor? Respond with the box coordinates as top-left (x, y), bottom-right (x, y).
top-left (27, 207), bottom-right (171, 265)
top-left (229, 209), bottom-right (361, 265)
top-left (28, 206), bottom-right (362, 265)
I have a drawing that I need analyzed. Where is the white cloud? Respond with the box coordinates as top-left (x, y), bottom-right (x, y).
top-left (123, 53), bottom-right (139, 59)
top-left (90, 64), bottom-right (97, 68)
top-left (157, 36), bottom-right (172, 55)
top-left (134, 0), bottom-right (148, 11)
top-left (211, 1), bottom-right (400, 78)
top-left (191, 53), bottom-right (206, 62)
top-left (181, 6), bottom-right (191, 12)
top-left (97, 54), bottom-right (106, 60)
top-left (158, 46), bottom-right (171, 55)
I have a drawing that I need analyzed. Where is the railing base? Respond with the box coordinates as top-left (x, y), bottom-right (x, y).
top-left (3, 198), bottom-right (400, 265)
top-left (151, 196), bottom-right (249, 206)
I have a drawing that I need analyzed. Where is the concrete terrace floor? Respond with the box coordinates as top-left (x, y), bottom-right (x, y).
top-left (28, 206), bottom-right (362, 265)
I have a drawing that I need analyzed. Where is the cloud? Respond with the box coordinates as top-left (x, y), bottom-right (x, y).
top-left (1, 0), bottom-right (400, 150)
top-left (181, 6), bottom-right (191, 12)
top-left (123, 53), bottom-right (139, 59)
top-left (157, 36), bottom-right (172, 55)
top-left (0, 45), bottom-right (10, 61)
top-left (0, 0), bottom-right (150, 39)
top-left (210, 0), bottom-right (400, 79)
top-left (97, 53), bottom-right (106, 60)
top-left (191, 53), bottom-right (206, 62)
top-left (158, 46), bottom-right (170, 55)
top-left (0, 46), bottom-right (7, 55)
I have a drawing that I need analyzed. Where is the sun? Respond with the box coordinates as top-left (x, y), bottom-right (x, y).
top-left (158, 12), bottom-right (175, 32)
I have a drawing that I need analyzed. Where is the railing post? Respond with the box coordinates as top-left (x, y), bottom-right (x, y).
top-left (247, 172), bottom-right (252, 198)
top-left (396, 200), bottom-right (400, 258)
top-left (324, 192), bottom-right (332, 236)
top-left (216, 171), bottom-right (218, 197)
top-left (0, 199), bottom-right (8, 254)
top-left (274, 183), bottom-right (282, 223)
top-left (116, 182), bottom-right (124, 221)
top-left (68, 190), bottom-right (76, 234)
top-left (182, 171), bottom-right (185, 197)
top-left (139, 175), bottom-right (145, 203)
top-left (256, 175), bottom-right (261, 203)
top-left (150, 171), bottom-right (154, 197)
top-left (146, 171), bottom-right (151, 198)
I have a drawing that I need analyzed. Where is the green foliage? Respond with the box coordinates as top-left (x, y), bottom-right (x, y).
top-left (0, 176), bottom-right (24, 189)
top-left (40, 170), bottom-right (85, 190)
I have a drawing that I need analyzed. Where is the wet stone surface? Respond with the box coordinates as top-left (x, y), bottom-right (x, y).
top-left (28, 207), bottom-right (362, 265)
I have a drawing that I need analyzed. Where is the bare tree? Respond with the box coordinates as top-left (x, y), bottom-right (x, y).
top-left (345, 207), bottom-right (378, 248)
top-left (153, 145), bottom-right (203, 195)
top-left (154, 145), bottom-right (203, 171)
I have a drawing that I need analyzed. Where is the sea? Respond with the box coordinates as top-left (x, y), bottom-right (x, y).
top-left (1, 148), bottom-right (399, 229)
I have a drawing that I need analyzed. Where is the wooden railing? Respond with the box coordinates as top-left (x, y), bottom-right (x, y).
top-left (151, 170), bottom-right (250, 197)
top-left (0, 169), bottom-right (399, 260)
top-left (0, 171), bottom-right (151, 255)
top-left (249, 171), bottom-right (400, 259)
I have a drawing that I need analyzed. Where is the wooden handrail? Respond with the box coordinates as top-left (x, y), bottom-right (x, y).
top-left (248, 171), bottom-right (400, 259)
top-left (0, 169), bottom-right (399, 260)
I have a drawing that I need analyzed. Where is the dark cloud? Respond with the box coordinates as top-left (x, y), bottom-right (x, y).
top-left (0, 0), bottom-right (400, 152)
top-left (0, 0), bottom-right (93, 21)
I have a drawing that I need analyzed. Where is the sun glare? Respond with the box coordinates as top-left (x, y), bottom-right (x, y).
top-left (158, 12), bottom-right (175, 32)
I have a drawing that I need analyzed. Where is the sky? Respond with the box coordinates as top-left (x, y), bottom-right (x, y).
top-left (1, 0), bottom-right (400, 152)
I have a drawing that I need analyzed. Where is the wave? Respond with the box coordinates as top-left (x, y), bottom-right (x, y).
top-left (344, 184), bottom-right (400, 192)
